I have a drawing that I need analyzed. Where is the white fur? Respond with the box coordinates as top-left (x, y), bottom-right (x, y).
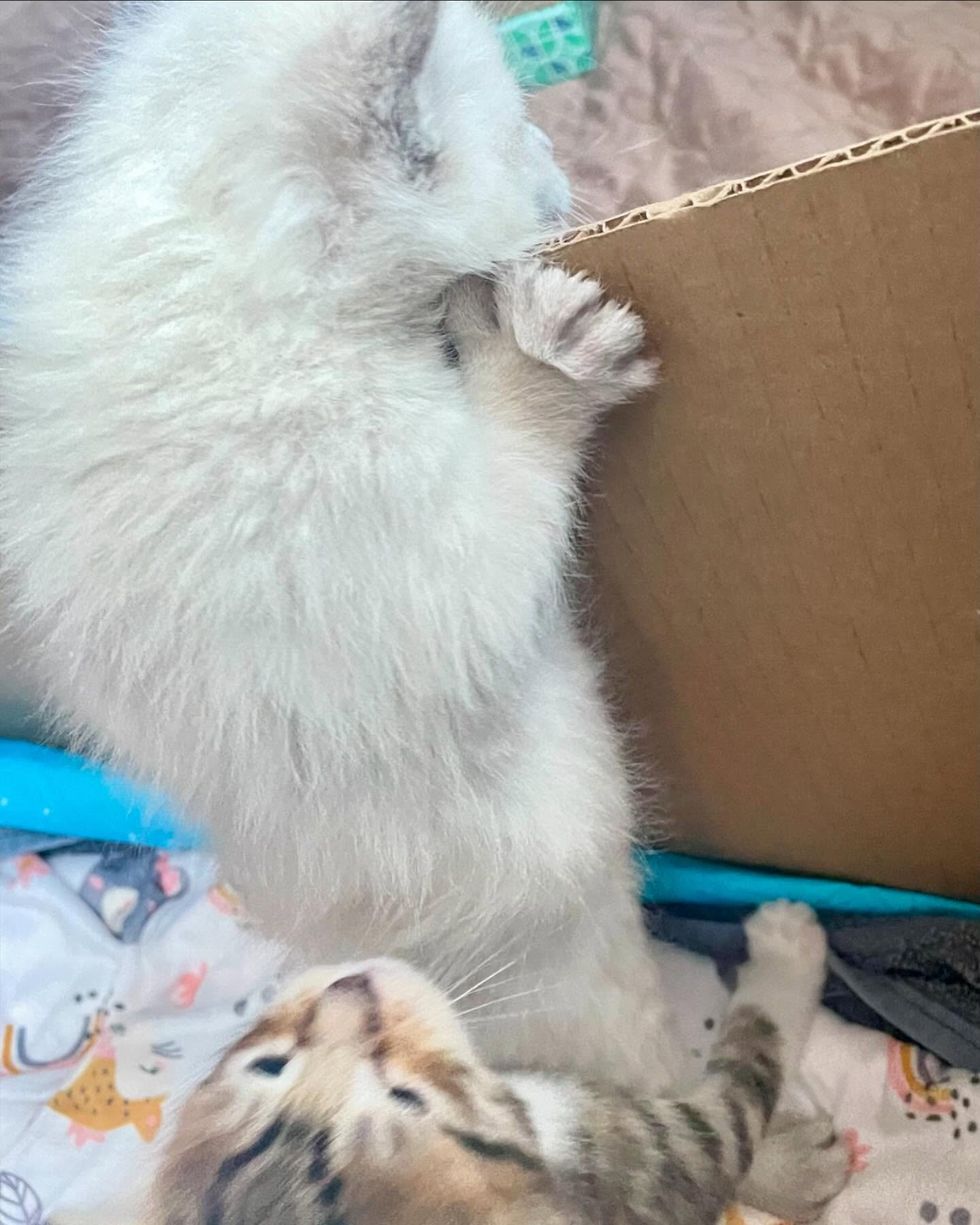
top-left (735, 899), bottom-right (829, 1082)
top-left (503, 1071), bottom-right (583, 1169)
top-left (0, 1), bottom-right (678, 1090)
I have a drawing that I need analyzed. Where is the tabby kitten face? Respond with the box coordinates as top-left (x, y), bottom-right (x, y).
top-left (156, 959), bottom-right (565, 1225)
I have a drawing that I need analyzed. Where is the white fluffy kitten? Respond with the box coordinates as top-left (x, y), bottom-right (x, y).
top-left (1, 0), bottom-right (672, 1088)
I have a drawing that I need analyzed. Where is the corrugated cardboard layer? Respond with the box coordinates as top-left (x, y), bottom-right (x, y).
top-left (555, 115), bottom-right (979, 899)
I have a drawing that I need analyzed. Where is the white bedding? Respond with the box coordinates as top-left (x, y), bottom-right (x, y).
top-left (2, 847), bottom-right (977, 1224)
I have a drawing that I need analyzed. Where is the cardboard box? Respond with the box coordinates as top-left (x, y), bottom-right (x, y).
top-left (0, 101), bottom-right (975, 902)
top-left (553, 112), bottom-right (979, 900)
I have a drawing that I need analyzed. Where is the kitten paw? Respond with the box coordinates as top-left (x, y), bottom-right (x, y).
top-left (496, 261), bottom-right (658, 405)
top-left (742, 1112), bottom-right (851, 1221)
top-left (745, 900), bottom-right (827, 976)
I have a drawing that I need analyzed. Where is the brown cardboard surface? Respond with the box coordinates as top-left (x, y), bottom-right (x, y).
top-left (554, 114), bottom-right (980, 900)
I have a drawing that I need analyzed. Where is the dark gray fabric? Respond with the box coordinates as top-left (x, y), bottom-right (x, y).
top-left (646, 907), bottom-right (980, 1072)
top-left (0, 827), bottom-right (80, 857)
top-left (825, 917), bottom-right (980, 1073)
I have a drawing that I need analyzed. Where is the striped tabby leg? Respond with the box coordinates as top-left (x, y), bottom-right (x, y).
top-left (656, 902), bottom-right (846, 1222)
top-left (728, 901), bottom-right (851, 1221)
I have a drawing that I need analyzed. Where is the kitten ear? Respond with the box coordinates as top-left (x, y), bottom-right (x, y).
top-left (368, 0), bottom-right (440, 176)
top-left (386, 0), bottom-right (440, 80)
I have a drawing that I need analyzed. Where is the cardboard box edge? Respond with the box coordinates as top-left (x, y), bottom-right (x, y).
top-left (549, 109), bottom-right (980, 250)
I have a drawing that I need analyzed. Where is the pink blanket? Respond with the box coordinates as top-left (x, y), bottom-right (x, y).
top-left (3, 2), bottom-right (978, 217)
top-left (529, 0), bottom-right (980, 218)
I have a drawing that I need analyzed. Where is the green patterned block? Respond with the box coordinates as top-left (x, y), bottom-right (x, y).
top-left (498, 1), bottom-right (599, 91)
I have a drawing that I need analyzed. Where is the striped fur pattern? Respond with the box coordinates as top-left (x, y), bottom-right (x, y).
top-left (567, 1004), bottom-right (787, 1221)
top-left (149, 903), bottom-right (848, 1224)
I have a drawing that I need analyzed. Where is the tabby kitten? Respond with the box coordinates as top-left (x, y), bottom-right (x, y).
top-left (146, 902), bottom-right (849, 1225)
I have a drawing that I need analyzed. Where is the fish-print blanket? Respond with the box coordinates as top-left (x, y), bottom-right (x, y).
top-left (0, 849), bottom-right (977, 1224)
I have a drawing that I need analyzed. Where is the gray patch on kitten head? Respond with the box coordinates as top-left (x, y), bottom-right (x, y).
top-left (370, 0), bottom-right (440, 178)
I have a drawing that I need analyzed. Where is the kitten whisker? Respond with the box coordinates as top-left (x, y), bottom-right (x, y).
top-left (449, 959), bottom-right (520, 1007)
top-left (463, 1006), bottom-right (562, 1025)
top-left (456, 986), bottom-right (554, 1018)
top-left (442, 928), bottom-right (528, 996)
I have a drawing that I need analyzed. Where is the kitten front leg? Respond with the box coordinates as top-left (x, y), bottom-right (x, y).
top-left (445, 261), bottom-right (657, 472)
top-left (733, 899), bottom-right (829, 1076)
top-left (641, 903), bottom-right (849, 1223)
top-left (733, 902), bottom-right (852, 1220)
top-left (498, 261), bottom-right (658, 410)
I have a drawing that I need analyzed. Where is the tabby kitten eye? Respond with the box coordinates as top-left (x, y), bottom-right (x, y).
top-left (248, 1054), bottom-right (291, 1077)
top-left (389, 1086), bottom-right (427, 1113)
